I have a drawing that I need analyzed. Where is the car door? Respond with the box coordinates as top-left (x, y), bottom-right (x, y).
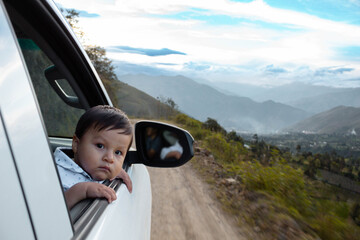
top-left (0, 1), bottom-right (72, 239)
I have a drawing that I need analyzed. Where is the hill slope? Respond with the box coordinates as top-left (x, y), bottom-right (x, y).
top-left (285, 106), bottom-right (360, 134)
top-left (119, 74), bottom-right (310, 133)
top-left (102, 78), bottom-right (176, 119)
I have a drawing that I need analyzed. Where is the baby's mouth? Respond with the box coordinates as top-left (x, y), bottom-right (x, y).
top-left (99, 166), bottom-right (110, 172)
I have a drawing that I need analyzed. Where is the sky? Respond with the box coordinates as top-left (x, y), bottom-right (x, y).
top-left (55, 0), bottom-right (360, 88)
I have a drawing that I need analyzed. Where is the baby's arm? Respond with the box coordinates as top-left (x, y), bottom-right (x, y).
top-left (64, 182), bottom-right (116, 210)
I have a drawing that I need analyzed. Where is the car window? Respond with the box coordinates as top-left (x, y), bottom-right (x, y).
top-left (17, 35), bottom-right (84, 137)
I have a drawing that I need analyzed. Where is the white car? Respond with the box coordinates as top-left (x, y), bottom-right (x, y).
top-left (0, 0), bottom-right (194, 239)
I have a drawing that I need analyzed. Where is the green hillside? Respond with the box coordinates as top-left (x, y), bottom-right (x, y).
top-left (102, 77), bottom-right (177, 119)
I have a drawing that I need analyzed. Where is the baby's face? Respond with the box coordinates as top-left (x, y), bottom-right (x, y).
top-left (72, 127), bottom-right (132, 181)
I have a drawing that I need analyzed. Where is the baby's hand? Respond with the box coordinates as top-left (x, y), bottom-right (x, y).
top-left (111, 169), bottom-right (133, 193)
top-left (84, 182), bottom-right (117, 203)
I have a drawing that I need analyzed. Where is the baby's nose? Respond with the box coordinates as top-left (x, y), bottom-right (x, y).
top-left (103, 151), bottom-right (114, 163)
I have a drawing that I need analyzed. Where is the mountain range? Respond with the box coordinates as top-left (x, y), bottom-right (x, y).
top-left (196, 79), bottom-right (360, 114)
top-left (119, 74), bottom-right (310, 133)
top-left (111, 55), bottom-right (360, 135)
top-left (285, 106), bottom-right (360, 134)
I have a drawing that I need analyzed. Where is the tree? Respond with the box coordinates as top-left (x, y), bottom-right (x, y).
top-left (62, 9), bottom-right (86, 43)
top-left (165, 98), bottom-right (178, 110)
top-left (61, 9), bottom-right (117, 82)
top-left (252, 134), bottom-right (259, 144)
top-left (85, 46), bottom-right (118, 81)
top-left (202, 117), bottom-right (226, 134)
top-left (226, 130), bottom-right (244, 144)
top-left (157, 96), bottom-right (178, 110)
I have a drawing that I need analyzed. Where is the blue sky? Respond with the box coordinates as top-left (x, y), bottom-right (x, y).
top-left (56, 0), bottom-right (360, 87)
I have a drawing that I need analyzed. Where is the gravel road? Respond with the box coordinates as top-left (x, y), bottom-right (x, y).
top-left (148, 163), bottom-right (245, 240)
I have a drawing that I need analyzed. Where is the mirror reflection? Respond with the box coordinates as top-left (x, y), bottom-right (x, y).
top-left (145, 127), bottom-right (183, 161)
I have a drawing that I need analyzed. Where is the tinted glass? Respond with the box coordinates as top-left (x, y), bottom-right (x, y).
top-left (17, 36), bottom-right (84, 137)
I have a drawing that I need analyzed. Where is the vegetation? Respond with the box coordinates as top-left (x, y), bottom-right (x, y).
top-left (258, 133), bottom-right (360, 159)
top-left (174, 114), bottom-right (360, 240)
top-left (254, 133), bottom-right (360, 181)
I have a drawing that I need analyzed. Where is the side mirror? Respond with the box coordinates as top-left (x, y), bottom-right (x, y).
top-left (128, 121), bottom-right (194, 167)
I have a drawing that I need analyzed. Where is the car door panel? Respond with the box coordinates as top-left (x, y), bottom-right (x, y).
top-left (0, 113), bottom-right (35, 240)
top-left (0, 2), bottom-right (73, 238)
top-left (86, 164), bottom-right (152, 240)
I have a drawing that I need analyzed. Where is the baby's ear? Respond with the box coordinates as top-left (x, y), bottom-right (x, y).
top-left (72, 135), bottom-right (80, 153)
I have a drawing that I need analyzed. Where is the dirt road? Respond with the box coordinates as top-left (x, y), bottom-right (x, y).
top-left (148, 163), bottom-right (245, 240)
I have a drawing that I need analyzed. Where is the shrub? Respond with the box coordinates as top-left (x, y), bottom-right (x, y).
top-left (351, 202), bottom-right (360, 225)
top-left (226, 130), bottom-right (244, 144)
top-left (174, 113), bottom-right (202, 129)
top-left (202, 117), bottom-right (226, 134)
top-left (204, 133), bottom-right (243, 164)
top-left (237, 161), bottom-right (310, 213)
top-left (189, 128), bottom-right (210, 141)
top-left (312, 214), bottom-right (355, 240)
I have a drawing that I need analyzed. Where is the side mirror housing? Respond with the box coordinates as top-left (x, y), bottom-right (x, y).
top-left (127, 121), bottom-right (194, 167)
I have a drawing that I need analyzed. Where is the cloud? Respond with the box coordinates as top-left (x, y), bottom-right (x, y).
top-left (315, 67), bottom-right (354, 76)
top-left (107, 46), bottom-right (186, 56)
top-left (78, 10), bottom-right (100, 18)
top-left (55, 3), bottom-right (100, 17)
top-left (345, 77), bottom-right (360, 82)
top-left (112, 61), bottom-right (179, 76)
top-left (156, 62), bottom-right (178, 66)
top-left (184, 61), bottom-right (211, 71)
top-left (263, 64), bottom-right (288, 74)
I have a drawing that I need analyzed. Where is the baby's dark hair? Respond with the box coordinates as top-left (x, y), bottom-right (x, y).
top-left (75, 105), bottom-right (133, 145)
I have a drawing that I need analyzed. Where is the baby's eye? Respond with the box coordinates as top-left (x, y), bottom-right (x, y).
top-left (115, 150), bottom-right (122, 156)
top-left (96, 143), bottom-right (104, 149)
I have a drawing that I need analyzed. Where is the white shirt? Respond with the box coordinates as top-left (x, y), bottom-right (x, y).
top-left (160, 141), bottom-right (183, 160)
top-left (54, 147), bottom-right (102, 191)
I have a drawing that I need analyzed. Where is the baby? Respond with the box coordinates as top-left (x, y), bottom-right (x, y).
top-left (55, 105), bottom-right (133, 209)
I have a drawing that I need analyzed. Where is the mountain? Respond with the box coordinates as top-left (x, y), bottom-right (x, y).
top-left (102, 78), bottom-right (177, 119)
top-left (193, 79), bottom-right (269, 99)
top-left (286, 88), bottom-right (360, 114)
top-left (201, 80), bottom-right (360, 114)
top-left (196, 81), bottom-right (344, 103)
top-left (252, 82), bottom-right (345, 103)
top-left (118, 74), bottom-right (310, 133)
top-left (284, 106), bottom-right (360, 134)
